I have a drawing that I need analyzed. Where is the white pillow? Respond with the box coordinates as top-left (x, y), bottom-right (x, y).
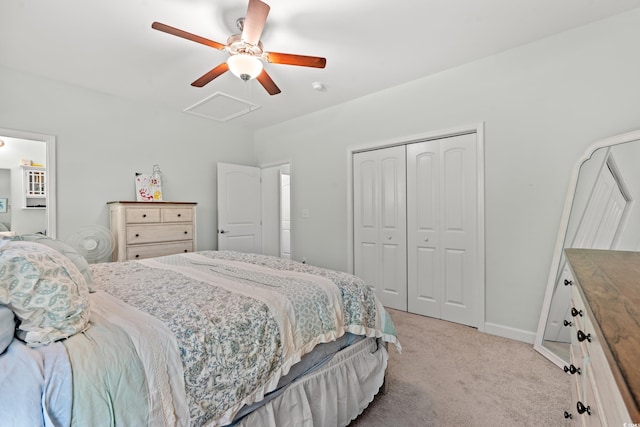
top-left (0, 240), bottom-right (90, 346)
top-left (13, 234), bottom-right (95, 292)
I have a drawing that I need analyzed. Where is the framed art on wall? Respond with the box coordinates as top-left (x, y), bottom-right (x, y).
top-left (0, 198), bottom-right (7, 213)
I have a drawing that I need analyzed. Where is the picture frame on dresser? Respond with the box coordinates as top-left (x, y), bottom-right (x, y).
top-left (108, 201), bottom-right (197, 262)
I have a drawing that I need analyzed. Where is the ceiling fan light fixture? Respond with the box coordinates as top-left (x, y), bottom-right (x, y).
top-left (227, 54), bottom-right (263, 81)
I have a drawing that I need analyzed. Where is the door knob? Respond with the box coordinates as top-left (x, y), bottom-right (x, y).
top-left (219, 229), bottom-right (227, 234)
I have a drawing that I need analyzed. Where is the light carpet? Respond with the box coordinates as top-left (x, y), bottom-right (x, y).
top-left (349, 309), bottom-right (572, 426)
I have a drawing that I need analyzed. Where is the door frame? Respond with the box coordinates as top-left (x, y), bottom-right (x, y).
top-left (260, 159), bottom-right (294, 259)
top-left (346, 122), bottom-right (486, 332)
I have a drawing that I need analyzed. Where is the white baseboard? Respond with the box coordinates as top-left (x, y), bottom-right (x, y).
top-left (483, 322), bottom-right (536, 344)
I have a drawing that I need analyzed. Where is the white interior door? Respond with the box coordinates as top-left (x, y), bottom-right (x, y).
top-left (407, 133), bottom-right (478, 327)
top-left (353, 146), bottom-right (407, 310)
top-left (279, 172), bottom-right (291, 259)
top-left (217, 162), bottom-right (262, 253)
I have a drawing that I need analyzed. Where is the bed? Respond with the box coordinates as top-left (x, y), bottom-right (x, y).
top-left (0, 237), bottom-right (400, 427)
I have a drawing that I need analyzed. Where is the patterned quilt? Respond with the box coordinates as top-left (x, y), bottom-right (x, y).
top-left (90, 250), bottom-right (400, 426)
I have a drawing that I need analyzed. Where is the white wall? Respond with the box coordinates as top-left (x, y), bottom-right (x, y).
top-left (253, 9), bottom-right (640, 340)
top-left (0, 66), bottom-right (256, 249)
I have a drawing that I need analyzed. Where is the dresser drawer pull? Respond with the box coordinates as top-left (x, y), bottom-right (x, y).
top-left (571, 307), bottom-right (583, 317)
top-left (563, 364), bottom-right (581, 375)
top-left (576, 401), bottom-right (591, 416)
top-left (177, 213), bottom-right (181, 217)
top-left (577, 330), bottom-right (591, 342)
top-left (184, 231), bottom-right (188, 234)
top-left (563, 411), bottom-right (573, 419)
top-left (564, 279), bottom-right (573, 286)
top-left (135, 254), bottom-right (140, 258)
top-left (563, 320), bottom-right (572, 327)
top-left (143, 214), bottom-right (147, 218)
top-left (135, 233), bottom-right (140, 237)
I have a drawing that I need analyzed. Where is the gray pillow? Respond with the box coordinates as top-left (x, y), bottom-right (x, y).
top-left (13, 234), bottom-right (95, 292)
top-left (0, 305), bottom-right (16, 354)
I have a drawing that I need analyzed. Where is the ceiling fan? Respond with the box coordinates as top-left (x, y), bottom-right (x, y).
top-left (152, 0), bottom-right (326, 95)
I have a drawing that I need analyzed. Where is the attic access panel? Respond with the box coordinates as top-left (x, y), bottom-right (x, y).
top-left (183, 92), bottom-right (261, 122)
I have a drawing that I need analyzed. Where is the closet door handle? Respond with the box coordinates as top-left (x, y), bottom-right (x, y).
top-left (563, 320), bottom-right (572, 327)
top-left (564, 279), bottom-right (573, 286)
top-left (571, 307), bottom-right (583, 317)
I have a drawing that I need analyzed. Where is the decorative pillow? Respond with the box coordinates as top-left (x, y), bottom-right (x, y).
top-left (14, 234), bottom-right (95, 292)
top-left (0, 240), bottom-right (90, 346)
top-left (0, 305), bottom-right (15, 354)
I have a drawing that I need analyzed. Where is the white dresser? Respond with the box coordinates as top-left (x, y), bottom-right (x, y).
top-left (108, 201), bottom-right (197, 261)
top-left (564, 249), bottom-right (640, 426)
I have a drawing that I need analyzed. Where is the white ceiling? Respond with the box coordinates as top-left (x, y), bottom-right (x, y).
top-left (2, 0), bottom-right (640, 130)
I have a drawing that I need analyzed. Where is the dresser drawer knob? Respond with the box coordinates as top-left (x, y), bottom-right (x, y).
top-left (563, 411), bottom-right (573, 419)
top-left (135, 254), bottom-right (140, 258)
top-left (571, 307), bottom-right (583, 317)
top-left (576, 401), bottom-right (591, 416)
top-left (563, 364), bottom-right (581, 375)
top-left (177, 214), bottom-right (181, 217)
top-left (143, 214), bottom-right (147, 218)
top-left (577, 330), bottom-right (591, 343)
top-left (184, 231), bottom-right (188, 234)
top-left (563, 320), bottom-right (573, 327)
top-left (564, 279), bottom-right (573, 286)
top-left (135, 233), bottom-right (140, 237)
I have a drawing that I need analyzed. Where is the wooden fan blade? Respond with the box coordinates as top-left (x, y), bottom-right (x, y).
top-left (264, 52), bottom-right (326, 68)
top-left (152, 22), bottom-right (226, 50)
top-left (256, 69), bottom-right (281, 95)
top-left (191, 63), bottom-right (230, 87)
top-left (242, 0), bottom-right (270, 46)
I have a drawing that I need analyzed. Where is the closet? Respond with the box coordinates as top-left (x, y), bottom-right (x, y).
top-left (353, 133), bottom-right (479, 327)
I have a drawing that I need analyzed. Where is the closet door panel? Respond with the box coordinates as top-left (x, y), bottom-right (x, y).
top-left (411, 246), bottom-right (439, 316)
top-left (443, 248), bottom-right (465, 306)
top-left (407, 141), bottom-right (441, 316)
top-left (440, 134), bottom-right (477, 327)
top-left (354, 153), bottom-right (379, 293)
top-left (378, 146), bottom-right (407, 310)
top-left (354, 146), bottom-right (407, 311)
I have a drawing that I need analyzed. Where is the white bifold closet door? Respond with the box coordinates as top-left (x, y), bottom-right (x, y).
top-left (353, 145), bottom-right (408, 311)
top-left (354, 133), bottom-right (478, 327)
top-left (406, 134), bottom-right (477, 327)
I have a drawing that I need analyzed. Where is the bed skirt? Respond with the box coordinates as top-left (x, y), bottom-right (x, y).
top-left (234, 336), bottom-right (388, 427)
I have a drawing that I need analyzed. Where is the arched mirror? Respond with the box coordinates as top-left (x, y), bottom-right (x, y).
top-left (534, 129), bottom-right (640, 368)
top-left (0, 128), bottom-right (56, 238)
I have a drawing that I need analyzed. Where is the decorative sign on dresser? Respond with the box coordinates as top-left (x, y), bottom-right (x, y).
top-left (564, 248), bottom-right (640, 425)
top-left (108, 201), bottom-right (197, 262)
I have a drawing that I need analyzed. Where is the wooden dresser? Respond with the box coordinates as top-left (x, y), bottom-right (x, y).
top-left (564, 248), bottom-right (640, 425)
top-left (108, 201), bottom-right (197, 261)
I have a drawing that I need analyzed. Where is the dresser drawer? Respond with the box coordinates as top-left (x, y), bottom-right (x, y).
top-left (162, 207), bottom-right (193, 222)
top-left (125, 208), bottom-right (161, 223)
top-left (126, 241), bottom-right (193, 260)
top-left (126, 223), bottom-right (193, 244)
